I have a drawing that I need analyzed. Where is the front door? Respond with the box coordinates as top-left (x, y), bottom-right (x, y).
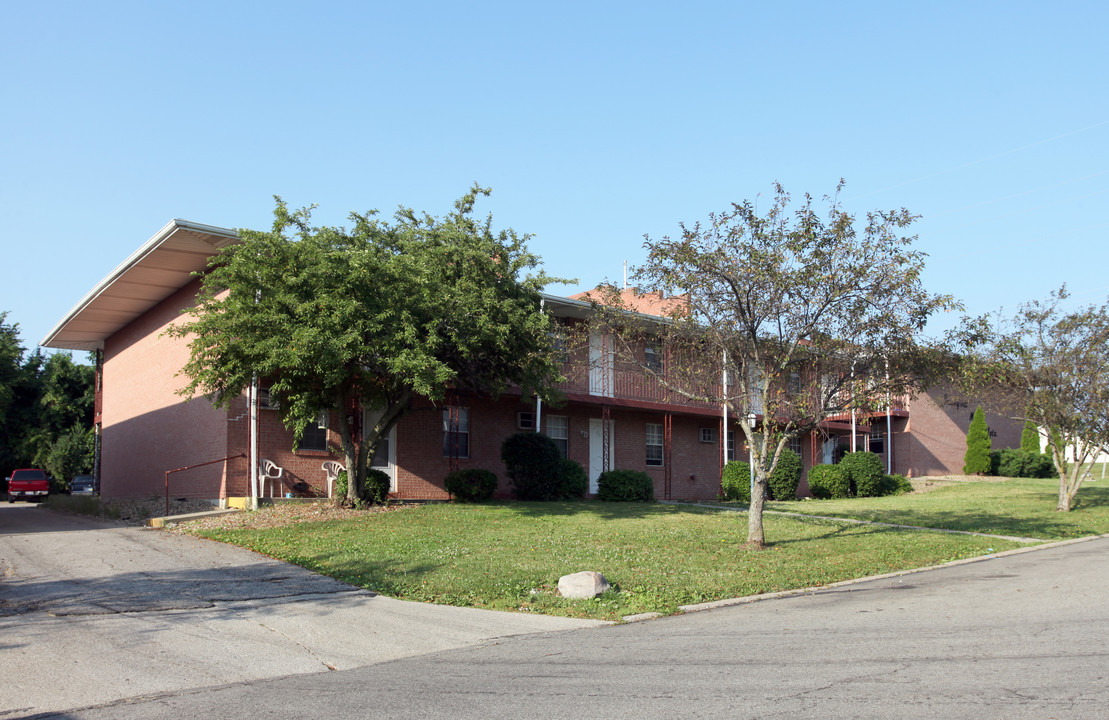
top-left (363, 409), bottom-right (397, 492)
top-left (589, 418), bottom-right (614, 494)
top-left (822, 436), bottom-right (837, 465)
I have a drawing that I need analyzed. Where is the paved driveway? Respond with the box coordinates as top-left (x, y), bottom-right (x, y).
top-left (0, 503), bottom-right (605, 716)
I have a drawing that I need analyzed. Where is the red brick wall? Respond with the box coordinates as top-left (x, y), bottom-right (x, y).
top-left (101, 280), bottom-right (231, 499)
top-left (904, 387), bottom-right (1022, 476)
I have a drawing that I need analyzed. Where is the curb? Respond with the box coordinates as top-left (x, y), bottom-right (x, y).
top-left (665, 533), bottom-right (1108, 617)
top-left (146, 508), bottom-right (241, 528)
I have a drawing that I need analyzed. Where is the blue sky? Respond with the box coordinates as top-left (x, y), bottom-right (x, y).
top-left (3, 1), bottom-right (1107, 356)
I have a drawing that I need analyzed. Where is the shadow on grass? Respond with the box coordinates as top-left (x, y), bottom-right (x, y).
top-left (499, 500), bottom-right (689, 521)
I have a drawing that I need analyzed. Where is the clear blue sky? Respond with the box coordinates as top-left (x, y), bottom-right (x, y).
top-left (3, 1), bottom-right (1107, 357)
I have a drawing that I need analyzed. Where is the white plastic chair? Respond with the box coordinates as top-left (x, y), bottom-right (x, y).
top-left (322, 461), bottom-right (346, 498)
top-left (260, 459), bottom-right (284, 497)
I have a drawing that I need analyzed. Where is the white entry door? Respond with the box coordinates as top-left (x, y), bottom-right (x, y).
top-left (822, 437), bottom-right (837, 465)
top-left (589, 418), bottom-right (615, 494)
top-left (363, 409), bottom-right (397, 492)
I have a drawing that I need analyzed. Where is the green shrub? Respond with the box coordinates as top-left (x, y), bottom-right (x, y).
top-left (445, 469), bottom-right (499, 502)
top-left (767, 448), bottom-right (803, 501)
top-left (963, 407), bottom-right (992, 475)
top-left (502, 432), bottom-right (562, 500)
top-left (596, 469), bottom-right (654, 502)
top-left (997, 448), bottom-right (1057, 479)
top-left (720, 461), bottom-right (751, 503)
top-left (807, 464), bottom-right (849, 499)
top-left (988, 450), bottom-right (1002, 476)
top-left (1035, 453), bottom-right (1057, 478)
top-left (334, 468), bottom-right (390, 505)
top-left (558, 459), bottom-right (589, 499)
top-left (876, 473), bottom-right (913, 496)
top-left (840, 451), bottom-right (884, 497)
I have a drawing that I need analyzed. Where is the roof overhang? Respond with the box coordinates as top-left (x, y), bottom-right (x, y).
top-left (41, 219), bottom-right (240, 351)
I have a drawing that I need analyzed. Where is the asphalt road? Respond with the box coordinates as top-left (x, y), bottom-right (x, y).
top-left (3, 503), bottom-right (1108, 719)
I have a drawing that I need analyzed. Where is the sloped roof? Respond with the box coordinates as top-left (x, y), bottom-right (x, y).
top-left (41, 220), bottom-right (239, 351)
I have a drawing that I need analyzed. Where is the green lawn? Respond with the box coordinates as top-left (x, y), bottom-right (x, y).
top-left (189, 499), bottom-right (1024, 621)
top-left (765, 477), bottom-right (1109, 539)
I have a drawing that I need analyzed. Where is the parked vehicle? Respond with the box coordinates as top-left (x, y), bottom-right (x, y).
top-left (70, 475), bottom-right (96, 495)
top-left (7, 469), bottom-right (50, 502)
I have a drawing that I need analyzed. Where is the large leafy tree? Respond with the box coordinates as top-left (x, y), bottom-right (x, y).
top-left (171, 186), bottom-right (566, 506)
top-left (951, 287), bottom-right (1109, 511)
top-left (589, 182), bottom-right (955, 548)
top-left (0, 314), bottom-right (95, 483)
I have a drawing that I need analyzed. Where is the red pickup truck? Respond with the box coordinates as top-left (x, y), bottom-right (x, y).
top-left (7, 469), bottom-right (50, 502)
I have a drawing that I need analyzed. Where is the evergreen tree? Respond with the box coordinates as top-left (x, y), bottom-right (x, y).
top-left (1020, 420), bottom-right (1041, 453)
top-left (964, 406), bottom-right (992, 475)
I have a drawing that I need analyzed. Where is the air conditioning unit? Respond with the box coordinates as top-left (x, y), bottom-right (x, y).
top-left (699, 427), bottom-right (717, 443)
top-left (517, 411), bottom-right (535, 430)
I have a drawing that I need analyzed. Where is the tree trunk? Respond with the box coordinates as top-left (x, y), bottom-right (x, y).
top-left (747, 474), bottom-right (767, 548)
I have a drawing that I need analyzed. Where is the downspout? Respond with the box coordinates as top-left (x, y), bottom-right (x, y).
top-left (722, 350), bottom-right (729, 464)
top-left (249, 375), bottom-right (259, 511)
top-left (850, 361), bottom-right (857, 453)
top-left (535, 298), bottom-right (545, 433)
top-left (886, 360), bottom-right (892, 474)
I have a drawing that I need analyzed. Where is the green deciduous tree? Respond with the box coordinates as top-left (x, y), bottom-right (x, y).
top-left (590, 182), bottom-right (955, 547)
top-left (963, 406), bottom-right (992, 475)
top-left (951, 286), bottom-right (1109, 510)
top-left (171, 186), bottom-right (566, 506)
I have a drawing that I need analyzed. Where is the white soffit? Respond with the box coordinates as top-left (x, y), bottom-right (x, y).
top-left (41, 219), bottom-right (240, 351)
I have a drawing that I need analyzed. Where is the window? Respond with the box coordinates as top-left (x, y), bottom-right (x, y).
top-left (788, 435), bottom-right (802, 455)
top-left (516, 411), bottom-right (535, 430)
top-left (646, 423), bottom-right (664, 467)
top-left (699, 427), bottom-right (717, 443)
top-left (442, 407), bottom-right (470, 458)
top-left (869, 428), bottom-right (884, 454)
top-left (300, 412), bottom-right (328, 451)
top-left (258, 387), bottom-right (279, 410)
top-left (788, 372), bottom-right (802, 395)
top-left (645, 343), bottom-right (663, 374)
top-left (546, 415), bottom-right (569, 458)
top-left (727, 430), bottom-right (736, 458)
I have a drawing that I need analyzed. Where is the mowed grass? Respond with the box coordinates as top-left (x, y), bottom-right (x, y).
top-left (190, 500), bottom-right (1021, 621)
top-left (765, 477), bottom-right (1109, 539)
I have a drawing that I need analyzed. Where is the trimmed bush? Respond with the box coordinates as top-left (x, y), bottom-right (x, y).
top-left (963, 406), bottom-right (992, 475)
top-left (445, 469), bottom-right (499, 502)
top-left (877, 473), bottom-right (913, 496)
top-left (720, 461), bottom-right (751, 503)
top-left (596, 469), bottom-right (654, 502)
top-left (502, 432), bottom-right (562, 500)
top-left (334, 468), bottom-right (390, 505)
top-left (558, 459), bottom-right (589, 499)
top-left (767, 448), bottom-right (803, 501)
top-left (988, 450), bottom-right (1002, 476)
top-left (807, 464), bottom-right (849, 499)
top-left (365, 469), bottom-right (391, 505)
top-left (840, 451), bottom-right (884, 497)
top-left (997, 448), bottom-right (1057, 479)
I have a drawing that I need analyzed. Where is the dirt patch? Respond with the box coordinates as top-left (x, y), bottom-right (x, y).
top-left (168, 500), bottom-right (412, 533)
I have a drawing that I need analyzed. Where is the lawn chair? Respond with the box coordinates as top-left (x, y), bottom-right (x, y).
top-left (322, 461), bottom-right (346, 498)
top-left (260, 459), bottom-right (284, 497)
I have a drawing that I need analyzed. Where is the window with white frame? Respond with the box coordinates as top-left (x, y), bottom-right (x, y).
top-left (442, 407), bottom-right (470, 458)
top-left (645, 343), bottom-right (663, 374)
top-left (868, 428), bottom-right (885, 453)
top-left (300, 412), bottom-right (329, 451)
top-left (546, 415), bottom-right (569, 459)
top-left (788, 435), bottom-right (802, 455)
top-left (788, 372), bottom-right (802, 395)
top-left (727, 430), bottom-right (736, 458)
top-left (646, 422), bottom-right (664, 467)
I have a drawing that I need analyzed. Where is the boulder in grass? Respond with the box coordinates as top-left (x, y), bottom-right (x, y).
top-left (557, 571), bottom-right (611, 599)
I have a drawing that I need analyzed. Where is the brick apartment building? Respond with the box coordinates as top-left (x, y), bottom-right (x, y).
top-left (42, 219), bottom-right (1022, 504)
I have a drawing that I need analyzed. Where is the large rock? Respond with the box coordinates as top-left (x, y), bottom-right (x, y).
top-left (558, 571), bottom-right (611, 599)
